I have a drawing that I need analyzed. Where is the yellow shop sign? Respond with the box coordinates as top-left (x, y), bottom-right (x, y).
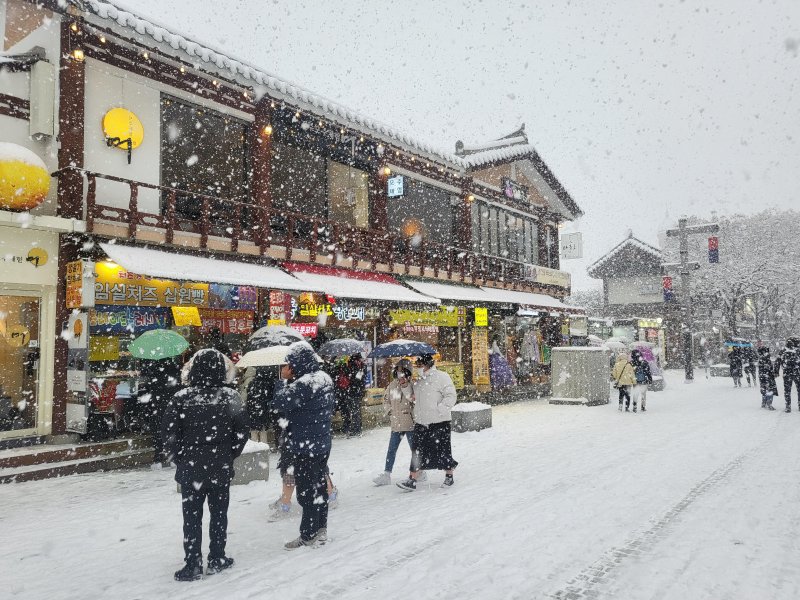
top-left (94, 262), bottom-right (209, 307)
top-left (389, 306), bottom-right (465, 328)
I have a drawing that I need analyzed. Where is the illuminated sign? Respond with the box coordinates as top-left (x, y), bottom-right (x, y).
top-left (387, 175), bottom-right (405, 198)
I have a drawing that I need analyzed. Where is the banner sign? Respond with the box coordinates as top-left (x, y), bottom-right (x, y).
top-left (389, 306), bottom-right (465, 328)
top-left (199, 309), bottom-right (254, 334)
top-left (438, 362), bottom-right (465, 390)
top-left (66, 259), bottom-right (95, 309)
top-left (89, 336), bottom-right (120, 362)
top-left (171, 306), bottom-right (202, 327)
top-left (94, 262), bottom-right (209, 307)
top-left (209, 284), bottom-right (258, 310)
top-left (523, 264), bottom-right (571, 288)
top-left (268, 290), bottom-right (289, 325)
top-left (403, 324), bottom-right (439, 335)
top-left (290, 322), bottom-right (318, 338)
top-left (89, 306), bottom-right (169, 334)
top-left (708, 236), bottom-right (719, 264)
top-left (474, 307), bottom-right (488, 327)
top-left (662, 276), bottom-right (674, 302)
top-left (471, 327), bottom-right (490, 386)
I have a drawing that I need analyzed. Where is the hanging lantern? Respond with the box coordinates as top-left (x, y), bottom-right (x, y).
top-left (0, 142), bottom-right (50, 212)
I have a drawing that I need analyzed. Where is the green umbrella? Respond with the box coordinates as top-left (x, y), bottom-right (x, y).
top-left (129, 329), bottom-right (189, 360)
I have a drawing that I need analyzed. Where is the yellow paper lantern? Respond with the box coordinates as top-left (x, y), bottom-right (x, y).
top-left (0, 143), bottom-right (51, 212)
top-left (103, 108), bottom-right (144, 149)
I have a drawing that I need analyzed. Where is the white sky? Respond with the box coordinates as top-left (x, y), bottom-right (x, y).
top-left (129, 0), bottom-right (799, 290)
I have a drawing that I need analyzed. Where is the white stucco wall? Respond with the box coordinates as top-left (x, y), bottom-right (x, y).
top-left (607, 276), bottom-right (663, 305)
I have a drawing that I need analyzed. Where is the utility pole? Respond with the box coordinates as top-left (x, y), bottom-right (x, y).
top-left (664, 218), bottom-right (719, 382)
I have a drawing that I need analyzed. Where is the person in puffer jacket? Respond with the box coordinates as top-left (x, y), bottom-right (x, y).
top-left (162, 349), bottom-right (249, 581)
top-left (373, 358), bottom-right (417, 486)
top-left (272, 341), bottom-right (335, 550)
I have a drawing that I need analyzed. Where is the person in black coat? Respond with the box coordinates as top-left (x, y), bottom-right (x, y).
top-left (162, 349), bottom-right (249, 581)
top-left (137, 357), bottom-right (181, 466)
top-left (272, 341), bottom-right (335, 550)
top-left (630, 349), bottom-right (653, 412)
top-left (776, 337), bottom-right (800, 412)
top-left (757, 346), bottom-right (778, 410)
top-left (729, 347), bottom-right (744, 388)
top-left (335, 354), bottom-right (366, 437)
top-left (246, 366), bottom-right (280, 436)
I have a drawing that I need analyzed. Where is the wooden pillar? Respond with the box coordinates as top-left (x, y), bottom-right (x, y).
top-left (369, 166), bottom-right (388, 232)
top-left (536, 211), bottom-right (548, 267)
top-left (51, 235), bottom-right (81, 436)
top-left (459, 177), bottom-right (474, 248)
top-left (251, 100), bottom-right (273, 249)
top-left (57, 19), bottom-right (85, 219)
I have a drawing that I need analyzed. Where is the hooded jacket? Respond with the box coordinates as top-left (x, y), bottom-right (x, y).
top-left (272, 342), bottom-right (335, 456)
top-left (612, 356), bottom-right (636, 387)
top-left (138, 358), bottom-right (181, 412)
top-left (412, 366), bottom-right (457, 426)
top-left (777, 338), bottom-right (800, 377)
top-left (162, 349), bottom-right (249, 489)
top-left (630, 350), bottom-right (653, 385)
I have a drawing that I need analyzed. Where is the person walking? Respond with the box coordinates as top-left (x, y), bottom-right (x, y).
top-left (743, 346), bottom-right (758, 387)
top-left (272, 342), bottom-right (335, 550)
top-left (729, 347), bottom-right (744, 388)
top-left (397, 354), bottom-right (458, 491)
top-left (776, 337), bottom-right (800, 412)
top-left (757, 346), bottom-right (778, 410)
top-left (162, 349), bottom-right (249, 582)
top-left (611, 353), bottom-right (636, 412)
top-left (374, 359), bottom-right (416, 486)
top-left (335, 354), bottom-right (366, 437)
top-left (138, 357), bottom-right (182, 467)
top-left (630, 349), bottom-right (653, 413)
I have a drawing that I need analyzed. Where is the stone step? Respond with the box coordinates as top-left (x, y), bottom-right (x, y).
top-left (0, 447), bottom-right (154, 484)
top-left (0, 437), bottom-right (150, 470)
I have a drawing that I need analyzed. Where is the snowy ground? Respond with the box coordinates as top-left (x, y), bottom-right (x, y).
top-left (3, 370), bottom-right (800, 600)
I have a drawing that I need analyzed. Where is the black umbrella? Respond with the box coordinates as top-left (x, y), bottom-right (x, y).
top-left (318, 338), bottom-right (365, 358)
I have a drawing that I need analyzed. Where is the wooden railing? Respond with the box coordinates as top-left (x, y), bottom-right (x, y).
top-left (53, 167), bottom-right (530, 285)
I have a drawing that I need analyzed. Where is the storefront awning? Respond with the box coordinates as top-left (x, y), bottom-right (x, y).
top-left (401, 279), bottom-right (498, 304)
top-left (479, 286), bottom-right (585, 314)
top-left (284, 263), bottom-right (439, 304)
top-left (100, 243), bottom-right (317, 291)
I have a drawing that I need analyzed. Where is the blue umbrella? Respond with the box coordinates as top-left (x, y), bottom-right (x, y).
top-left (368, 339), bottom-right (437, 358)
top-left (318, 338), bottom-right (365, 358)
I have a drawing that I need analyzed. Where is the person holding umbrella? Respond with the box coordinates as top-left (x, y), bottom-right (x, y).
top-left (397, 353), bottom-right (458, 491)
top-left (373, 358), bottom-right (417, 486)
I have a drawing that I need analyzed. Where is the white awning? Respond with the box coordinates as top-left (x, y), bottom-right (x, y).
top-left (479, 286), bottom-right (584, 314)
top-left (285, 266), bottom-right (439, 304)
top-left (100, 243), bottom-right (315, 291)
top-left (402, 279), bottom-right (497, 304)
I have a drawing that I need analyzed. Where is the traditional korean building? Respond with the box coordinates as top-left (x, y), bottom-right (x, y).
top-left (0, 0), bottom-right (584, 446)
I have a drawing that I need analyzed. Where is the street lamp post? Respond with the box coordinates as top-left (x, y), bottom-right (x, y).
top-left (664, 218), bottom-right (720, 383)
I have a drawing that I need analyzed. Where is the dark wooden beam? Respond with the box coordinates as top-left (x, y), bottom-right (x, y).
top-left (57, 19), bottom-right (85, 220)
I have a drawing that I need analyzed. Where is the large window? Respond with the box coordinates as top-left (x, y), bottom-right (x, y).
top-left (327, 161), bottom-right (369, 229)
top-left (160, 95), bottom-right (250, 223)
top-left (0, 294), bottom-right (40, 432)
top-left (473, 200), bottom-right (538, 262)
top-left (388, 179), bottom-right (457, 246)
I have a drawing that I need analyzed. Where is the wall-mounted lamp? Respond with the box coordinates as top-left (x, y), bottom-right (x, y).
top-left (382, 166), bottom-right (391, 176)
top-left (72, 48), bottom-right (85, 61)
top-left (262, 124), bottom-right (273, 136)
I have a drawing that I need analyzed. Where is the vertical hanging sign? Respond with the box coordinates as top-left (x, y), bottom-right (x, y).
top-left (708, 236), bottom-right (719, 263)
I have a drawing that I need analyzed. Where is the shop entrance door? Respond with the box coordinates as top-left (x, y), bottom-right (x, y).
top-left (0, 292), bottom-right (41, 438)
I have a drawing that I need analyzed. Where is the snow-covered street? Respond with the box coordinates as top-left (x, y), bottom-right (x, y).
top-left (3, 371), bottom-right (799, 600)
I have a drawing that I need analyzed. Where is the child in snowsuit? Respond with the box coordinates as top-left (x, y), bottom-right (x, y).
top-left (612, 354), bottom-right (636, 411)
top-left (757, 346), bottom-right (778, 410)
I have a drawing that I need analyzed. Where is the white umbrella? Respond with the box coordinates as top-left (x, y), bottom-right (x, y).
top-left (236, 346), bottom-right (291, 368)
top-left (604, 340), bottom-right (627, 350)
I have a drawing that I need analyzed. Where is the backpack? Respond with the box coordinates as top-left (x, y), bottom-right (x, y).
top-left (635, 364), bottom-right (647, 384)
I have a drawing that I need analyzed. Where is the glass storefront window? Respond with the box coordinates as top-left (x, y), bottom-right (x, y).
top-left (0, 295), bottom-right (40, 432)
top-left (327, 161), bottom-right (369, 229)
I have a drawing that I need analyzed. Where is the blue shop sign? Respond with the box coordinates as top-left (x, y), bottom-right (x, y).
top-left (89, 306), bottom-right (170, 334)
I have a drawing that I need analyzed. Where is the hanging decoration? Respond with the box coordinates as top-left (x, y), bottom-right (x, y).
top-left (0, 142), bottom-right (50, 211)
top-left (103, 108), bottom-right (144, 164)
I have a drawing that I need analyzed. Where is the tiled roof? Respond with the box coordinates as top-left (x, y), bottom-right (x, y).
top-left (587, 235), bottom-right (663, 278)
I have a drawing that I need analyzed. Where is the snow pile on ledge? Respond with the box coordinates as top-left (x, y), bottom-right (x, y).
top-left (242, 440), bottom-right (269, 454)
top-left (452, 401), bottom-right (491, 412)
top-left (0, 142), bottom-right (47, 169)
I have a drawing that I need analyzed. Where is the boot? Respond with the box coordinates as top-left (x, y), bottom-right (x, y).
top-left (174, 561), bottom-right (203, 582)
top-left (206, 556), bottom-right (234, 576)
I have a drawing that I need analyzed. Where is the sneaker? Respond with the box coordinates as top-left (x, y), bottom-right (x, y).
top-left (174, 562), bottom-right (203, 582)
top-left (786, 408), bottom-right (792, 413)
top-left (206, 556), bottom-right (234, 576)
top-left (441, 475), bottom-right (454, 488)
top-left (268, 497), bottom-right (283, 511)
top-left (396, 478), bottom-right (417, 492)
top-left (328, 488), bottom-right (339, 510)
top-left (373, 472), bottom-right (391, 486)
top-left (284, 530), bottom-right (326, 551)
top-left (625, 407), bottom-right (630, 412)
top-left (641, 407), bottom-right (646, 412)
top-left (267, 502), bottom-right (294, 522)
top-left (768, 406), bottom-right (776, 411)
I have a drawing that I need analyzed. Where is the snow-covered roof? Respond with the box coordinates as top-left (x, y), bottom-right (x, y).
top-left (401, 279), bottom-right (498, 304)
top-left (587, 235), bottom-right (663, 278)
top-left (461, 144), bottom-right (538, 168)
top-left (285, 267), bottom-right (439, 304)
top-left (78, 0), bottom-right (463, 168)
top-left (99, 242), bottom-right (314, 291)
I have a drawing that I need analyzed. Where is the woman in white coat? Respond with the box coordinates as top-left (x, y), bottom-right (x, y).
top-left (397, 354), bottom-right (458, 491)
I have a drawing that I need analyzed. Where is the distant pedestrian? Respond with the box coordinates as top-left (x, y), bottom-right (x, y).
top-left (776, 337), bottom-right (800, 413)
top-left (757, 346), bottom-right (778, 410)
top-left (272, 342), bottom-right (335, 550)
top-left (729, 347), bottom-right (744, 388)
top-left (138, 357), bottom-right (181, 467)
top-left (374, 359), bottom-right (416, 486)
top-left (630, 349), bottom-right (653, 412)
top-left (612, 353), bottom-right (636, 412)
top-left (397, 354), bottom-right (458, 491)
top-left (334, 354), bottom-right (366, 437)
top-left (743, 346), bottom-right (757, 387)
top-left (162, 349), bottom-right (249, 581)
